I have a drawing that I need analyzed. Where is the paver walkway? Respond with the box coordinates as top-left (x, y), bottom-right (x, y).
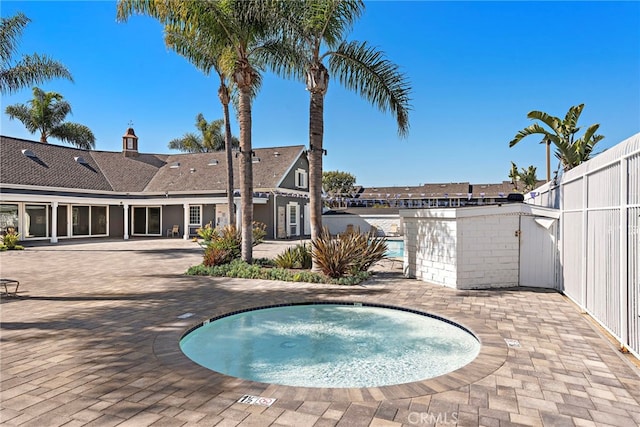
top-left (1, 239), bottom-right (639, 426)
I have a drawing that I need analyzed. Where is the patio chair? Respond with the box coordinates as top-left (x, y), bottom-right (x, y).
top-left (167, 224), bottom-right (180, 237)
top-left (389, 223), bottom-right (400, 236)
top-left (1, 278), bottom-right (20, 297)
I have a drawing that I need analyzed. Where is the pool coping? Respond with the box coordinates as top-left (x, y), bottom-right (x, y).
top-left (153, 299), bottom-right (508, 402)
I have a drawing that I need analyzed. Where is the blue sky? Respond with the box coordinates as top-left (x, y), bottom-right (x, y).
top-left (2, 1), bottom-right (639, 187)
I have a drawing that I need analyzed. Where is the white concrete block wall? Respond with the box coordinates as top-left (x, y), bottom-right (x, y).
top-left (456, 215), bottom-right (520, 288)
top-left (400, 205), bottom-right (557, 290)
top-left (408, 216), bottom-right (459, 288)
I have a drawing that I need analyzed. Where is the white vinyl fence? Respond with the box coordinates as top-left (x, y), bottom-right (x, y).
top-left (528, 133), bottom-right (640, 357)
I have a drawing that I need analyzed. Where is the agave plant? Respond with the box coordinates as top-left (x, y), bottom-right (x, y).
top-left (312, 226), bottom-right (387, 278)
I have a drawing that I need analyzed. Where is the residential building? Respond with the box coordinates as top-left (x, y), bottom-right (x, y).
top-left (0, 129), bottom-right (311, 243)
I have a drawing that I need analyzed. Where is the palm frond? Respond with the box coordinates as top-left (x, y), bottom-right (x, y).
top-left (509, 123), bottom-right (553, 147)
top-left (526, 110), bottom-right (561, 134)
top-left (168, 132), bottom-right (204, 153)
top-left (0, 12), bottom-right (29, 64)
top-left (50, 122), bottom-right (96, 149)
top-left (328, 40), bottom-right (412, 138)
top-left (4, 103), bottom-right (37, 133)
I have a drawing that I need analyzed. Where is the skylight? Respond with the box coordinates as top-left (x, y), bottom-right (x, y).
top-left (208, 159), bottom-right (219, 166)
top-left (170, 162), bottom-right (180, 168)
top-left (21, 149), bottom-right (37, 158)
top-left (74, 156), bottom-right (88, 164)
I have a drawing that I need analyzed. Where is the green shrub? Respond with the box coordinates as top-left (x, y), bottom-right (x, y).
top-left (203, 243), bottom-right (233, 267)
top-left (196, 222), bottom-right (217, 242)
top-left (1, 229), bottom-right (23, 250)
top-left (252, 221), bottom-right (267, 246)
top-left (274, 243), bottom-right (312, 269)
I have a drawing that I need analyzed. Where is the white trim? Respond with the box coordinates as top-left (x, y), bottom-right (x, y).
top-left (274, 146), bottom-right (307, 188)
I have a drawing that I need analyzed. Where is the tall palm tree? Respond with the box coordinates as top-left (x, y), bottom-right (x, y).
top-left (5, 86), bottom-right (95, 149)
top-left (1, 12), bottom-right (73, 94)
top-left (117, 0), bottom-right (284, 262)
top-left (264, 0), bottom-right (411, 261)
top-left (164, 23), bottom-right (252, 233)
top-left (509, 104), bottom-right (604, 180)
top-left (168, 114), bottom-right (239, 153)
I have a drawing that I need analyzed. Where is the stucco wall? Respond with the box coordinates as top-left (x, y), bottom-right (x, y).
top-left (322, 213), bottom-right (401, 236)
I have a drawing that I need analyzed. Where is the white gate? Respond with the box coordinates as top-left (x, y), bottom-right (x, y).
top-left (519, 216), bottom-right (558, 288)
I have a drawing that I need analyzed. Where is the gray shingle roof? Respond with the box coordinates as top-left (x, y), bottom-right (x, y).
top-left (144, 146), bottom-right (305, 193)
top-left (1, 136), bottom-right (114, 191)
top-left (1, 135), bottom-right (306, 195)
top-left (89, 151), bottom-right (167, 192)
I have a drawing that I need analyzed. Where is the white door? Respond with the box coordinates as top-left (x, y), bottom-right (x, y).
top-left (286, 203), bottom-right (299, 237)
top-left (303, 203), bottom-right (311, 236)
top-left (519, 216), bottom-right (558, 288)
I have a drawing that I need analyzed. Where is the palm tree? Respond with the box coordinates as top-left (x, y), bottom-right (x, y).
top-left (117, 0), bottom-right (284, 262)
top-left (520, 165), bottom-right (538, 193)
top-left (168, 114), bottom-right (239, 153)
top-left (165, 24), bottom-right (260, 234)
top-left (509, 104), bottom-right (604, 180)
top-left (5, 86), bottom-right (95, 149)
top-left (508, 161), bottom-right (520, 191)
top-left (164, 23), bottom-right (251, 233)
top-left (265, 0), bottom-right (411, 262)
top-left (1, 12), bottom-right (73, 94)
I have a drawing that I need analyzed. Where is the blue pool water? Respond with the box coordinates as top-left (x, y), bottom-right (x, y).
top-left (180, 303), bottom-right (480, 388)
top-left (386, 239), bottom-right (404, 258)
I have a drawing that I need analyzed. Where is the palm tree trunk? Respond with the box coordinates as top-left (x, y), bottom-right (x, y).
top-left (219, 84), bottom-right (235, 227)
top-left (546, 140), bottom-right (551, 182)
top-left (238, 85), bottom-right (253, 263)
top-left (308, 90), bottom-right (324, 268)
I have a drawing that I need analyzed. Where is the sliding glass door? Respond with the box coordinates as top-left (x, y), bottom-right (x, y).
top-left (132, 206), bottom-right (161, 236)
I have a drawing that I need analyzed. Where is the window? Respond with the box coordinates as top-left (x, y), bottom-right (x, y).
top-left (0, 204), bottom-right (19, 234)
top-left (295, 169), bottom-right (308, 189)
top-left (189, 206), bottom-right (202, 225)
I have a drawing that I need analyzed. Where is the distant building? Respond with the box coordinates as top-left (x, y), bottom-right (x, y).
top-left (324, 181), bottom-right (545, 210)
top-left (0, 129), bottom-right (311, 243)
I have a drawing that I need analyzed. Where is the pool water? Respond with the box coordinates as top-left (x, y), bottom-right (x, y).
top-left (180, 303), bottom-right (480, 388)
top-left (386, 239), bottom-right (404, 258)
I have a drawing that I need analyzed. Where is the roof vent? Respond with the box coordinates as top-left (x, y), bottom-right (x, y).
top-left (21, 149), bottom-right (37, 158)
top-left (74, 156), bottom-right (88, 164)
top-left (274, 151), bottom-right (280, 157)
top-left (208, 159), bottom-right (219, 166)
top-left (190, 167), bottom-right (196, 173)
top-left (170, 162), bottom-right (180, 169)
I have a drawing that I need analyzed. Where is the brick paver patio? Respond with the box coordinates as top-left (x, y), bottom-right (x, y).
top-left (1, 239), bottom-right (639, 426)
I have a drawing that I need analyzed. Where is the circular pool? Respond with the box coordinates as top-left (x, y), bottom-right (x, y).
top-left (180, 303), bottom-right (480, 388)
